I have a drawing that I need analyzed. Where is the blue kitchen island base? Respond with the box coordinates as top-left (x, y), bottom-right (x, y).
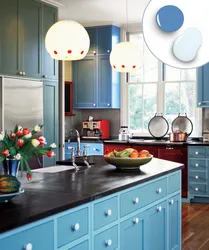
top-left (0, 157), bottom-right (182, 250)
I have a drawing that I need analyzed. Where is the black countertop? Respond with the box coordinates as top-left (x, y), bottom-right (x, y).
top-left (0, 156), bottom-right (183, 234)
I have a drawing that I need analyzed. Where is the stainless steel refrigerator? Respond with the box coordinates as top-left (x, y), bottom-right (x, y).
top-left (0, 76), bottom-right (43, 169)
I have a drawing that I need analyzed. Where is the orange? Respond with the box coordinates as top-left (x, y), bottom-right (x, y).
top-left (130, 152), bottom-right (138, 158)
top-left (138, 150), bottom-right (150, 158)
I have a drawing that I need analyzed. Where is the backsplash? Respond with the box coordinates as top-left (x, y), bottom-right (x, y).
top-left (203, 108), bottom-right (209, 131)
top-left (65, 109), bottom-right (120, 138)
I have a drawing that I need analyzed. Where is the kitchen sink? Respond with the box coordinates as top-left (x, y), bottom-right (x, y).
top-left (56, 159), bottom-right (95, 166)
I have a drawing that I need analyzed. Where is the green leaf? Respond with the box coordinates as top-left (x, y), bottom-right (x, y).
top-left (23, 157), bottom-right (32, 175)
top-left (9, 146), bottom-right (17, 157)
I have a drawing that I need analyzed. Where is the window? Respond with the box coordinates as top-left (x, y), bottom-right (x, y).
top-left (126, 33), bottom-right (201, 136)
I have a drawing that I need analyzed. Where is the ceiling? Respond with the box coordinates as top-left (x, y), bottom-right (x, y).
top-left (59, 0), bottom-right (149, 26)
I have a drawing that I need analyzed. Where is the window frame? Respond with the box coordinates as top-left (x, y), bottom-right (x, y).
top-left (120, 29), bottom-right (202, 137)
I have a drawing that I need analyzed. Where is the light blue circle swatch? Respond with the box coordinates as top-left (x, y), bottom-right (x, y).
top-left (156, 5), bottom-right (184, 32)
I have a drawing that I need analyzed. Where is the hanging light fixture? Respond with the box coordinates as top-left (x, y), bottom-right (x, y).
top-left (110, 0), bottom-right (140, 72)
top-left (45, 20), bottom-right (90, 61)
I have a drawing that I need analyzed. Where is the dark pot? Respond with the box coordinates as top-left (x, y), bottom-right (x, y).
top-left (2, 159), bottom-right (20, 177)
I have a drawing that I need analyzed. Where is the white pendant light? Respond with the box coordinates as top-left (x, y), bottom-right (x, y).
top-left (110, 0), bottom-right (140, 72)
top-left (45, 20), bottom-right (90, 61)
top-left (110, 42), bottom-right (140, 72)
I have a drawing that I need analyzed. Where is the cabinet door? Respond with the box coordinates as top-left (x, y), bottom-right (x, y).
top-left (86, 27), bottom-right (98, 55)
top-left (168, 194), bottom-right (181, 250)
top-left (147, 201), bottom-right (167, 250)
top-left (42, 4), bottom-right (58, 80)
top-left (98, 55), bottom-right (112, 108)
top-left (197, 64), bottom-right (209, 107)
top-left (73, 56), bottom-right (97, 108)
top-left (98, 26), bottom-right (112, 55)
top-left (0, 0), bottom-right (19, 76)
top-left (158, 147), bottom-right (188, 197)
top-left (43, 81), bottom-right (59, 167)
top-left (120, 211), bottom-right (146, 250)
top-left (18, 0), bottom-right (42, 78)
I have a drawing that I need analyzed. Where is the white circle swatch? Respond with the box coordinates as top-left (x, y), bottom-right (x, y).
top-left (143, 0), bottom-right (209, 69)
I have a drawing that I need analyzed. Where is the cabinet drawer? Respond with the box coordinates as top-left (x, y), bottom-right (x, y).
top-left (120, 178), bottom-right (167, 217)
top-left (68, 240), bottom-right (89, 250)
top-left (90, 143), bottom-right (104, 155)
top-left (94, 225), bottom-right (118, 250)
top-left (57, 207), bottom-right (89, 248)
top-left (65, 142), bottom-right (78, 153)
top-left (189, 183), bottom-right (207, 195)
top-left (94, 196), bottom-right (118, 230)
top-left (189, 159), bottom-right (206, 171)
top-left (168, 172), bottom-right (181, 194)
top-left (0, 221), bottom-right (54, 250)
top-left (189, 171), bottom-right (206, 183)
top-left (189, 147), bottom-right (206, 158)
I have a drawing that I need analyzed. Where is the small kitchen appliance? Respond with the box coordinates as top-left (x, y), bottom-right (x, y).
top-left (81, 119), bottom-right (110, 139)
top-left (118, 126), bottom-right (131, 141)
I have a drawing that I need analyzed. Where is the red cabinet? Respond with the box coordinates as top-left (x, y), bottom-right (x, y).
top-left (158, 146), bottom-right (187, 197)
top-left (104, 144), bottom-right (128, 155)
top-left (65, 81), bottom-right (73, 116)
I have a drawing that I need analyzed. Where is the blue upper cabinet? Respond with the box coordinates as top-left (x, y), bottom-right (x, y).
top-left (197, 63), bottom-right (209, 107)
top-left (73, 25), bottom-right (120, 109)
top-left (73, 56), bottom-right (97, 108)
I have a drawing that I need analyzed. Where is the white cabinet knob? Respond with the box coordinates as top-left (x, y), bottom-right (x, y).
top-left (24, 243), bottom-right (33, 250)
top-left (198, 102), bottom-right (201, 105)
top-left (133, 197), bottom-right (139, 204)
top-left (19, 71), bottom-right (23, 75)
top-left (169, 199), bottom-right (174, 205)
top-left (157, 206), bottom-right (162, 212)
top-left (156, 188), bottom-right (162, 194)
top-left (133, 217), bottom-right (139, 224)
top-left (105, 209), bottom-right (112, 216)
top-left (195, 152), bottom-right (199, 155)
top-left (93, 103), bottom-right (96, 107)
top-left (107, 50), bottom-right (110, 53)
top-left (106, 239), bottom-right (112, 246)
top-left (195, 176), bottom-right (199, 179)
top-left (22, 72), bottom-right (26, 76)
top-left (93, 51), bottom-right (96, 55)
top-left (72, 223), bottom-right (80, 231)
top-left (195, 188), bottom-right (199, 191)
top-left (195, 163), bottom-right (199, 167)
top-left (107, 103), bottom-right (110, 107)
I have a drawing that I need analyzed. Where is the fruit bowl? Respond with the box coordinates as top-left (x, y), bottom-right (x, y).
top-left (104, 155), bottom-right (153, 170)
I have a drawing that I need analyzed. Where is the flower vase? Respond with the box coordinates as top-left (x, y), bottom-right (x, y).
top-left (2, 159), bottom-right (20, 177)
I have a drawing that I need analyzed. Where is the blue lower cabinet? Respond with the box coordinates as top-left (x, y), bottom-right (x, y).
top-left (89, 143), bottom-right (104, 155)
top-left (120, 211), bottom-right (146, 250)
top-left (168, 194), bottom-right (181, 250)
top-left (0, 221), bottom-right (54, 250)
top-left (68, 240), bottom-right (89, 250)
top-left (147, 201), bottom-right (167, 250)
top-left (94, 225), bottom-right (118, 250)
top-left (57, 207), bottom-right (89, 248)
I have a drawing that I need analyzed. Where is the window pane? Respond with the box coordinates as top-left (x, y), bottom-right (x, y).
top-left (129, 85), bottom-right (143, 131)
top-left (180, 82), bottom-right (195, 117)
top-left (143, 84), bottom-right (157, 132)
top-left (128, 84), bottom-right (157, 132)
top-left (165, 65), bottom-right (196, 81)
top-left (165, 83), bottom-right (180, 125)
top-left (129, 33), bottom-right (158, 83)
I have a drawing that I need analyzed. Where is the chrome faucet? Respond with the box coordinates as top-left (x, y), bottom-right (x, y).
top-left (68, 129), bottom-right (82, 157)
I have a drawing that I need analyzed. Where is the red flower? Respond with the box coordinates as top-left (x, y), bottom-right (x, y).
top-left (17, 139), bottom-right (24, 147)
top-left (46, 151), bottom-right (55, 157)
top-left (16, 130), bottom-right (23, 137)
top-left (10, 133), bottom-right (16, 139)
top-left (38, 136), bottom-right (46, 146)
top-left (26, 173), bottom-right (32, 181)
top-left (2, 149), bottom-right (10, 157)
top-left (22, 128), bottom-right (30, 135)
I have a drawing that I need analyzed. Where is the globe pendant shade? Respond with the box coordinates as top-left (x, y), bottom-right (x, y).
top-left (110, 42), bottom-right (140, 72)
top-left (45, 20), bottom-right (90, 61)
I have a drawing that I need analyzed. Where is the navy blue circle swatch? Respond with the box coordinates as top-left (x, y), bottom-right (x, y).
top-left (156, 5), bottom-right (184, 32)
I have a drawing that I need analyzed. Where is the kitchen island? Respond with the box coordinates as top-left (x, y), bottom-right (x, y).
top-left (0, 156), bottom-right (183, 250)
